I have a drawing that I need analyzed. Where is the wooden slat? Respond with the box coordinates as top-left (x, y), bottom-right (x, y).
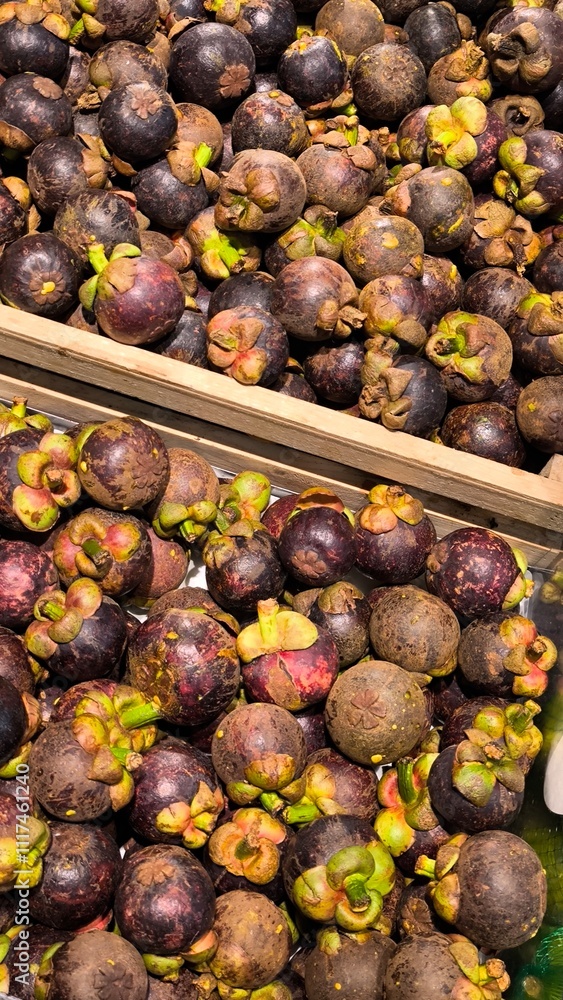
top-left (1, 306), bottom-right (562, 532)
top-left (0, 364), bottom-right (560, 571)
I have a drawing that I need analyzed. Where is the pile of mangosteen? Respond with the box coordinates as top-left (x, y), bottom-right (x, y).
top-left (0, 0), bottom-right (562, 467)
top-left (0, 403), bottom-right (558, 1000)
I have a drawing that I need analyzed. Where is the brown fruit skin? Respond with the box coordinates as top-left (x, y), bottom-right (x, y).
top-left (261, 494), bottom-right (298, 540)
top-left (385, 933), bottom-right (463, 1000)
top-left (452, 830), bottom-right (547, 950)
top-left (303, 340), bottom-right (364, 406)
top-left (89, 39), bottom-right (168, 94)
top-left (114, 844), bottom-right (216, 956)
top-left (48, 930), bottom-right (149, 1000)
top-left (148, 967), bottom-right (198, 1000)
top-left (369, 586), bottom-right (460, 679)
top-left (29, 823), bottom-right (121, 930)
top-left (351, 43), bottom-right (427, 122)
top-left (355, 514), bottom-right (437, 586)
top-left (461, 268), bottom-right (533, 332)
top-left (458, 614), bottom-right (538, 698)
top-left (128, 527), bottom-right (188, 606)
top-left (324, 660), bottom-right (429, 766)
top-left (0, 675), bottom-right (27, 765)
top-left (431, 672), bottom-right (470, 724)
top-left (215, 148), bottom-right (306, 234)
top-left (270, 257), bottom-right (360, 343)
top-left (211, 702), bottom-right (308, 789)
top-left (343, 214), bottom-right (425, 285)
top-left (0, 626), bottom-right (36, 693)
top-left (0, 232), bottom-right (80, 319)
top-left (316, 0), bottom-right (384, 56)
top-left (0, 73), bottom-right (73, 148)
top-left (209, 891), bottom-right (291, 990)
top-left (54, 189), bottom-right (141, 268)
top-left (148, 446), bottom-right (220, 522)
top-left (516, 375), bottom-right (563, 453)
top-left (428, 744), bottom-right (524, 833)
top-left (29, 721), bottom-right (112, 822)
top-left (306, 930), bottom-right (395, 1000)
top-left (148, 585), bottom-right (223, 618)
top-left (128, 737), bottom-right (223, 845)
top-left (441, 402), bottom-right (526, 467)
top-left (278, 508), bottom-right (357, 588)
top-left (296, 145), bottom-right (381, 219)
top-left (127, 608), bottom-right (240, 726)
top-left (308, 582), bottom-right (371, 668)
top-left (0, 539), bottom-right (59, 631)
top-left (6, 925), bottom-right (73, 1000)
top-left (383, 167), bottom-right (475, 255)
top-left (426, 528), bottom-right (520, 619)
top-left (78, 416), bottom-right (170, 510)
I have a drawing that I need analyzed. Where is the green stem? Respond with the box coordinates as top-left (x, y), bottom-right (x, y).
top-left (195, 143), bottom-right (213, 170)
top-left (11, 398), bottom-right (27, 419)
top-left (87, 243), bottom-right (110, 275)
top-left (283, 802), bottom-right (321, 825)
top-left (397, 760), bottom-right (417, 806)
top-left (259, 792), bottom-right (285, 814)
top-left (217, 235), bottom-right (244, 269)
top-left (257, 602), bottom-right (280, 648)
top-left (120, 702), bottom-right (162, 730)
top-left (82, 538), bottom-right (105, 558)
top-left (234, 839), bottom-right (259, 862)
top-left (343, 874), bottom-right (370, 912)
top-left (40, 601), bottom-right (66, 622)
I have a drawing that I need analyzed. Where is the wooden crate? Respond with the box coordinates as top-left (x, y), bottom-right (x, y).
top-left (0, 304), bottom-right (562, 570)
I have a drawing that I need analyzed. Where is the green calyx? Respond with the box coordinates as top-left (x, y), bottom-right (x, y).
top-left (226, 752), bottom-right (299, 806)
top-left (236, 598), bottom-right (318, 662)
top-left (79, 242), bottom-right (142, 311)
top-left (470, 700), bottom-right (543, 763)
top-left (293, 840), bottom-right (395, 931)
top-left (0, 814), bottom-right (51, 892)
top-left (426, 313), bottom-right (488, 384)
top-left (502, 548), bottom-right (534, 609)
top-left (415, 833), bottom-right (468, 925)
top-left (426, 97), bottom-right (487, 170)
top-left (281, 762), bottom-right (340, 826)
top-left (448, 938), bottom-right (510, 1000)
top-left (0, 396), bottom-right (52, 438)
top-left (359, 483), bottom-right (425, 535)
top-left (494, 137), bottom-right (546, 215)
top-left (375, 754), bottom-right (440, 857)
top-left (289, 487), bottom-right (355, 528)
top-left (216, 471), bottom-right (271, 530)
top-left (24, 578), bottom-right (103, 659)
top-left (153, 498), bottom-right (217, 542)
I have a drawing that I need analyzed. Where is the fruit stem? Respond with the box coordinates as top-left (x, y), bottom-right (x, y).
top-left (39, 600), bottom-right (66, 622)
top-left (81, 538), bottom-right (105, 558)
top-left (11, 397), bottom-right (27, 418)
top-left (397, 760), bottom-right (417, 805)
top-left (87, 242), bottom-right (110, 274)
top-left (283, 802), bottom-right (320, 825)
top-left (343, 874), bottom-right (370, 911)
top-left (260, 791), bottom-right (285, 814)
top-left (257, 599), bottom-right (280, 648)
top-left (414, 855), bottom-right (436, 879)
top-left (195, 143), bottom-right (213, 170)
top-left (120, 703), bottom-right (162, 730)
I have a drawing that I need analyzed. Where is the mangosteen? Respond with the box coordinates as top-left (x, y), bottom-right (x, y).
top-left (0, 73), bottom-right (72, 153)
top-left (462, 196), bottom-right (541, 275)
top-left (0, 539), bottom-right (58, 631)
top-left (211, 701), bottom-right (307, 806)
top-left (489, 93), bottom-right (545, 137)
top-left (385, 932), bottom-right (510, 1000)
top-left (129, 737), bottom-right (224, 848)
top-left (203, 522), bottom-right (286, 611)
top-left (215, 148), bottom-right (306, 234)
top-left (54, 188), bottom-right (141, 267)
top-left (458, 612), bottom-right (557, 699)
top-left (207, 890), bottom-right (291, 990)
top-left (420, 255), bottom-right (463, 325)
top-left (114, 843), bottom-right (215, 969)
top-left (170, 23), bottom-right (255, 110)
top-left (343, 214), bottom-right (424, 285)
top-left (272, 368), bottom-right (318, 402)
top-left (417, 830), bottom-right (547, 950)
top-left (24, 578), bottom-right (127, 683)
top-left (359, 356), bottom-right (448, 437)
top-left (72, 0), bottom-right (158, 44)
top-left (152, 307), bottom-right (208, 368)
top-left (147, 446), bottom-right (219, 543)
top-left (354, 486), bottom-right (436, 586)
top-left (516, 375), bottom-right (563, 453)
top-left (489, 372), bottom-right (523, 410)
top-left (0, 177), bottom-right (32, 249)
top-left (271, 258), bottom-right (363, 345)
top-left (296, 144), bottom-right (380, 220)
top-left (88, 39), bottom-right (168, 99)
top-left (231, 90), bottom-right (307, 158)
top-left (77, 416), bottom-right (170, 510)
top-left (0, 676), bottom-right (31, 767)
top-left (205, 806), bottom-right (290, 901)
top-left (431, 671), bottom-right (469, 723)
top-left (427, 41), bottom-right (492, 106)
top-left (352, 42), bottom-right (426, 122)
top-left (485, 7), bottom-right (563, 94)
top-left (208, 271), bottom-right (274, 318)
top-left (462, 267), bottom-right (533, 331)
top-left (187, 205), bottom-right (262, 281)
top-left (277, 36), bottom-right (346, 110)
top-left (508, 291), bottom-right (563, 377)
top-left (127, 528), bottom-right (188, 607)
top-left (0, 397), bottom-right (51, 439)
top-left (176, 103), bottom-right (223, 165)
top-left (40, 930), bottom-right (149, 1000)
top-left (206, 305), bottom-right (289, 387)
top-left (0, 232), bottom-right (79, 319)
top-left (426, 527), bottom-right (533, 619)
top-left (283, 813), bottom-right (396, 931)
top-left (29, 822), bottom-right (121, 930)
top-left (360, 275), bottom-right (431, 352)
top-left (265, 204), bottom-right (347, 276)
top-left (425, 97), bottom-right (507, 187)
top-left (229, 0), bottom-right (297, 64)
top-left (147, 585), bottom-right (223, 619)
top-left (237, 598), bottom-right (339, 711)
top-left (53, 508), bottom-right (151, 596)
top-left (325, 660), bottom-right (428, 767)
top-left (62, 47), bottom-right (91, 104)
top-left (425, 311), bottom-right (513, 403)
top-left (383, 165), bottom-right (474, 255)
top-left (404, 2), bottom-right (462, 73)
top-left (307, 581), bottom-right (370, 668)
top-left (369, 585), bottom-right (460, 680)
top-left (396, 105), bottom-right (432, 166)
top-left (127, 607), bottom-right (240, 725)
top-left (0, 427), bottom-right (75, 534)
top-left (0, 3), bottom-right (70, 79)
top-left (533, 231), bottom-right (563, 294)
top-left (131, 148), bottom-right (214, 230)
top-left (302, 340), bottom-right (362, 405)
top-left (295, 707), bottom-right (327, 755)
top-left (0, 626), bottom-right (36, 693)
top-left (494, 131), bottom-right (563, 218)
top-left (277, 488), bottom-right (356, 588)
top-left (441, 402), bottom-right (526, 467)
top-left (306, 928), bottom-right (395, 1000)
top-left (27, 135), bottom-right (110, 217)
top-left (315, 0), bottom-right (384, 57)
top-left (282, 747), bottom-right (378, 826)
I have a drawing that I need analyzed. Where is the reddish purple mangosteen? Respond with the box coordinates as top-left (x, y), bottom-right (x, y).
top-left (0, 538), bottom-right (58, 630)
top-left (203, 520), bottom-right (286, 611)
top-left (53, 508), bottom-right (152, 598)
top-left (426, 527), bottom-right (533, 619)
top-left (237, 598), bottom-right (340, 711)
top-left (204, 806), bottom-right (291, 903)
top-left (261, 494), bottom-right (299, 540)
top-left (355, 485), bottom-right (436, 585)
top-left (278, 488), bottom-right (357, 588)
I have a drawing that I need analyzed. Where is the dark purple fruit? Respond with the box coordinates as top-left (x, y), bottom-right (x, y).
top-left (355, 486), bottom-right (436, 586)
top-left (98, 81), bottom-right (178, 166)
top-left (404, 3), bottom-right (462, 73)
top-left (508, 291), bottom-right (563, 377)
top-left (494, 131), bottom-right (563, 218)
top-left (0, 233), bottom-right (79, 319)
top-left (77, 416), bottom-right (170, 510)
top-left (485, 8), bottom-right (563, 95)
top-left (261, 494), bottom-right (299, 540)
top-left (278, 490), bottom-right (356, 588)
top-left (426, 527), bottom-right (531, 619)
top-left (461, 195), bottom-right (541, 274)
top-left (284, 747), bottom-right (379, 826)
top-left (308, 580), bottom-right (371, 668)
top-left (425, 312), bottom-right (513, 404)
top-left (360, 274), bottom-right (431, 352)
top-left (208, 271), bottom-right (274, 319)
top-left (441, 402), bottom-right (526, 467)
top-left (516, 375), bottom-right (563, 453)
top-left (0, 626), bottom-right (36, 693)
top-left (278, 36), bottom-right (346, 109)
top-left (384, 932), bottom-right (509, 1000)
top-left (352, 42), bottom-right (426, 122)
top-left (129, 737), bottom-right (224, 848)
top-left (343, 214), bottom-right (424, 285)
top-left (396, 105), bottom-right (433, 165)
top-left (427, 743), bottom-right (525, 833)
top-left (27, 135), bottom-right (110, 217)
top-left (45, 930), bottom-right (149, 1000)
top-left (457, 613), bottom-right (557, 699)
top-left (0, 539), bottom-right (58, 630)
top-left (203, 522), bottom-right (286, 611)
top-left (215, 148), bottom-right (306, 234)
top-left (230, 0), bottom-right (297, 64)
top-left (0, 675), bottom-right (27, 766)
top-left (0, 4), bottom-right (69, 79)
top-left (297, 144), bottom-right (380, 219)
top-left (271, 369), bottom-right (318, 402)
top-left (207, 305), bottom-right (289, 386)
top-left (88, 39), bottom-right (168, 96)
top-left (147, 446), bottom-right (219, 543)
top-left (153, 307), bottom-right (208, 368)
top-left (303, 339), bottom-right (363, 405)
top-left (383, 165), bottom-right (474, 254)
top-left (533, 232), bottom-right (563, 293)
top-left (427, 41), bottom-right (493, 106)
top-left (131, 154), bottom-right (210, 230)
top-left (176, 102), bottom-right (224, 166)
top-left (54, 188), bottom-right (141, 267)
top-left (271, 257), bottom-right (363, 342)
top-left (305, 928), bottom-right (395, 1000)
top-left (359, 356), bottom-right (448, 438)
top-left (489, 93), bottom-right (545, 138)
top-left (231, 90), bottom-right (308, 158)
top-left (207, 891), bottom-right (291, 990)
top-left (29, 720), bottom-right (113, 821)
top-left (0, 73), bottom-right (72, 152)
top-left (29, 822), bottom-right (121, 930)
top-left (0, 177), bottom-right (28, 249)
top-left (170, 23), bottom-right (255, 110)
top-left (376, 0), bottom-right (425, 24)
top-left (420, 255), bottom-right (463, 324)
top-left (462, 267), bottom-right (533, 330)
top-left (53, 508), bottom-right (151, 597)
top-left (425, 99), bottom-right (507, 187)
